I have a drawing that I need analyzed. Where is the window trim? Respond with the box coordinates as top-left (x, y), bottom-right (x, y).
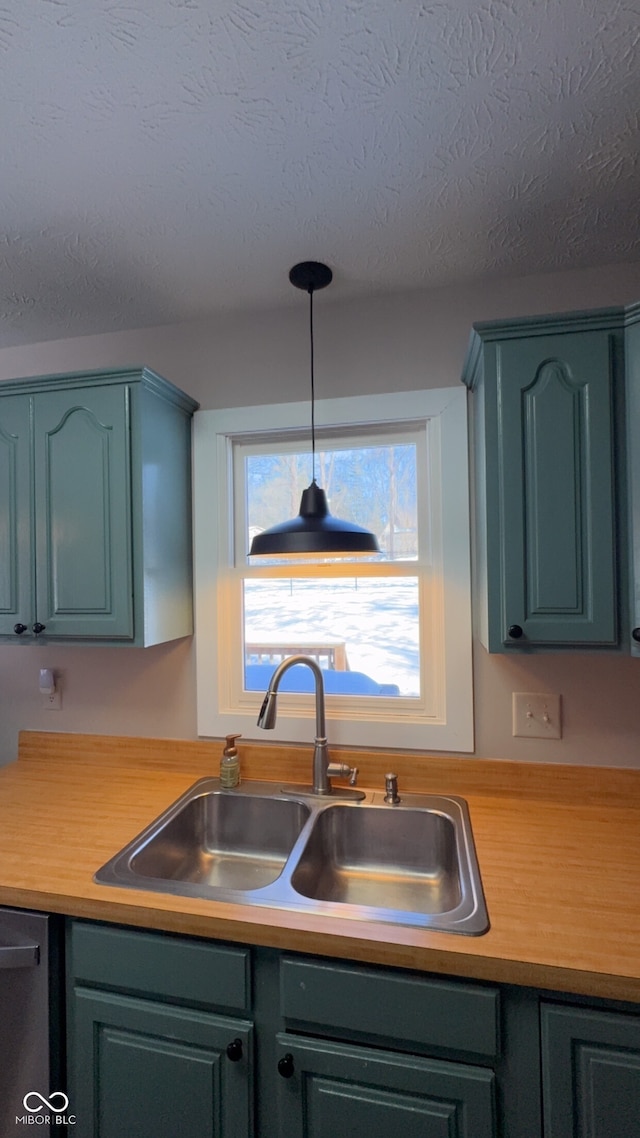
top-left (193, 387), bottom-right (474, 752)
top-left (233, 421), bottom-right (426, 568)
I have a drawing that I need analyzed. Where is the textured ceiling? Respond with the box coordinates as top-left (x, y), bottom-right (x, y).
top-left (1, 0), bottom-right (638, 346)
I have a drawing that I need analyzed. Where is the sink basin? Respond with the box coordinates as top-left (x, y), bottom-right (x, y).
top-left (96, 780), bottom-right (311, 894)
top-left (290, 804), bottom-right (463, 914)
top-left (95, 780), bottom-right (488, 935)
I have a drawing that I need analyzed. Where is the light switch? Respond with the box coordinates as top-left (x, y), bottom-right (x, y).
top-left (512, 692), bottom-right (561, 739)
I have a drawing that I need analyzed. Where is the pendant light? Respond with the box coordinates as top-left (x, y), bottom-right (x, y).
top-left (249, 261), bottom-right (380, 558)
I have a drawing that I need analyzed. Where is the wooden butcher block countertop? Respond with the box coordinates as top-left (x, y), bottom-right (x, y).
top-left (0, 730), bottom-right (639, 1003)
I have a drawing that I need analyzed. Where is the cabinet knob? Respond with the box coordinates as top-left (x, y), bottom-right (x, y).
top-left (632, 628), bottom-right (640, 643)
top-left (226, 1038), bottom-right (243, 1062)
top-left (507, 624), bottom-right (524, 639)
top-left (13, 623), bottom-right (28, 635)
top-left (32, 623), bottom-right (46, 635)
top-left (277, 1053), bottom-right (295, 1079)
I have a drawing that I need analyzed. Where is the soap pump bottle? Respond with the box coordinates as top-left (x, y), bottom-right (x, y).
top-left (220, 734), bottom-right (241, 788)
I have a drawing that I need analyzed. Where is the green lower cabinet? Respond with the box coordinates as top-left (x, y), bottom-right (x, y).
top-left (65, 919), bottom-right (640, 1138)
top-left (275, 1033), bottom-right (496, 1138)
top-left (541, 1003), bottom-right (640, 1138)
top-left (70, 987), bottom-right (253, 1138)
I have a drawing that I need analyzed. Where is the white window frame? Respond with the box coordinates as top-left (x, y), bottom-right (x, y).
top-left (193, 386), bottom-right (474, 752)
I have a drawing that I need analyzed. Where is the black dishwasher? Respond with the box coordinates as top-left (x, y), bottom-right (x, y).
top-left (0, 907), bottom-right (64, 1137)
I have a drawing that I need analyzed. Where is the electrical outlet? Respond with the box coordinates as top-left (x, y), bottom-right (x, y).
top-left (40, 689), bottom-right (62, 711)
top-left (512, 692), bottom-right (561, 739)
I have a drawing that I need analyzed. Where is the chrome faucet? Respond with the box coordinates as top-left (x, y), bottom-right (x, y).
top-left (256, 655), bottom-right (361, 796)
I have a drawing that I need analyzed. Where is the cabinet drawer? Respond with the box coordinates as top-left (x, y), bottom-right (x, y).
top-left (69, 921), bottom-right (251, 1011)
top-left (280, 956), bottom-right (499, 1058)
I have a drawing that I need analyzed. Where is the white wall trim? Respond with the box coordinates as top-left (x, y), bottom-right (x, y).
top-left (193, 387), bottom-right (474, 752)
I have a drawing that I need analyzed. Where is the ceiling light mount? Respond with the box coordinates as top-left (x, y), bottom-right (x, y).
top-left (288, 261), bottom-right (333, 293)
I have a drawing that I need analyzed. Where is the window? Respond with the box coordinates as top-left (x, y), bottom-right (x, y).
top-left (194, 387), bottom-right (473, 751)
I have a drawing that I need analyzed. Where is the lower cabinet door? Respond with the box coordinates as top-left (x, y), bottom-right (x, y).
top-left (542, 1003), bottom-right (640, 1138)
top-left (275, 1033), bottom-right (496, 1138)
top-left (70, 988), bottom-right (253, 1138)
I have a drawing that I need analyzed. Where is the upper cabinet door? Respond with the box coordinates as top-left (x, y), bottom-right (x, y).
top-left (0, 395), bottom-right (34, 637)
top-left (32, 385), bottom-right (134, 639)
top-left (497, 330), bottom-right (617, 647)
top-left (626, 306), bottom-right (640, 656)
top-left (463, 308), bottom-right (625, 652)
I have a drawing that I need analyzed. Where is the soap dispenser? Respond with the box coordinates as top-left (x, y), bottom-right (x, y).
top-left (220, 734), bottom-right (241, 788)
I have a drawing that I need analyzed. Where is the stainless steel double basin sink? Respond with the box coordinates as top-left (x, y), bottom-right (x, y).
top-left (95, 779), bottom-right (489, 935)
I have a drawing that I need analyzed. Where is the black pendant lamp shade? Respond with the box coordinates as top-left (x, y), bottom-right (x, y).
top-left (249, 479), bottom-right (379, 556)
top-left (249, 262), bottom-right (379, 558)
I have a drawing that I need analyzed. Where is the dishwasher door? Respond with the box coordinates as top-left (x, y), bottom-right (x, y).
top-left (0, 907), bottom-right (55, 1136)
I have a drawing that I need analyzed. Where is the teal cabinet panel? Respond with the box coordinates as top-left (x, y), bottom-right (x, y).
top-left (0, 395), bottom-right (32, 636)
top-left (541, 1002), bottom-right (640, 1138)
top-left (0, 367), bottom-right (198, 645)
top-left (497, 331), bottom-right (617, 645)
top-left (134, 381), bottom-right (196, 645)
top-left (69, 922), bottom-right (250, 1011)
top-left (463, 307), bottom-right (625, 651)
top-left (70, 987), bottom-right (253, 1138)
top-left (280, 956), bottom-right (500, 1058)
top-left (626, 305), bottom-right (640, 656)
top-left (275, 1033), bottom-right (496, 1138)
top-left (33, 384), bottom-right (133, 639)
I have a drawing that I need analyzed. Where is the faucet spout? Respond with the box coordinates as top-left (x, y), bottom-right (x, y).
top-left (256, 654), bottom-right (358, 797)
top-left (257, 688), bottom-right (278, 730)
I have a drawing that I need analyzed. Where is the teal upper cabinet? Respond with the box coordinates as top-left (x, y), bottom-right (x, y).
top-left (626, 304), bottom-right (640, 657)
top-left (0, 367), bottom-right (198, 646)
top-left (32, 384), bottom-right (133, 640)
top-left (462, 307), bottom-right (625, 652)
top-left (0, 393), bottom-right (33, 637)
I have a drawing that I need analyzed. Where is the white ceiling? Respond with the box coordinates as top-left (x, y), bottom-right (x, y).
top-left (2, 0), bottom-right (638, 347)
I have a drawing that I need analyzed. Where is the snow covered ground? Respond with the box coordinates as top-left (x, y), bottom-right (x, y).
top-left (244, 577), bottom-right (420, 697)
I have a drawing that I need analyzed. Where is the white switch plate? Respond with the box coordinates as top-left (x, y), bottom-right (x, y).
top-left (512, 692), bottom-right (561, 739)
top-left (40, 689), bottom-right (62, 710)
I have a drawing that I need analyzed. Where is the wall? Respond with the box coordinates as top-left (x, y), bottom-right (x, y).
top-left (1, 259), bottom-right (639, 766)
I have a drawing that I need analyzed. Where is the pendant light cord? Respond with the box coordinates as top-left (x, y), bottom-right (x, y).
top-left (308, 284), bottom-right (316, 482)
